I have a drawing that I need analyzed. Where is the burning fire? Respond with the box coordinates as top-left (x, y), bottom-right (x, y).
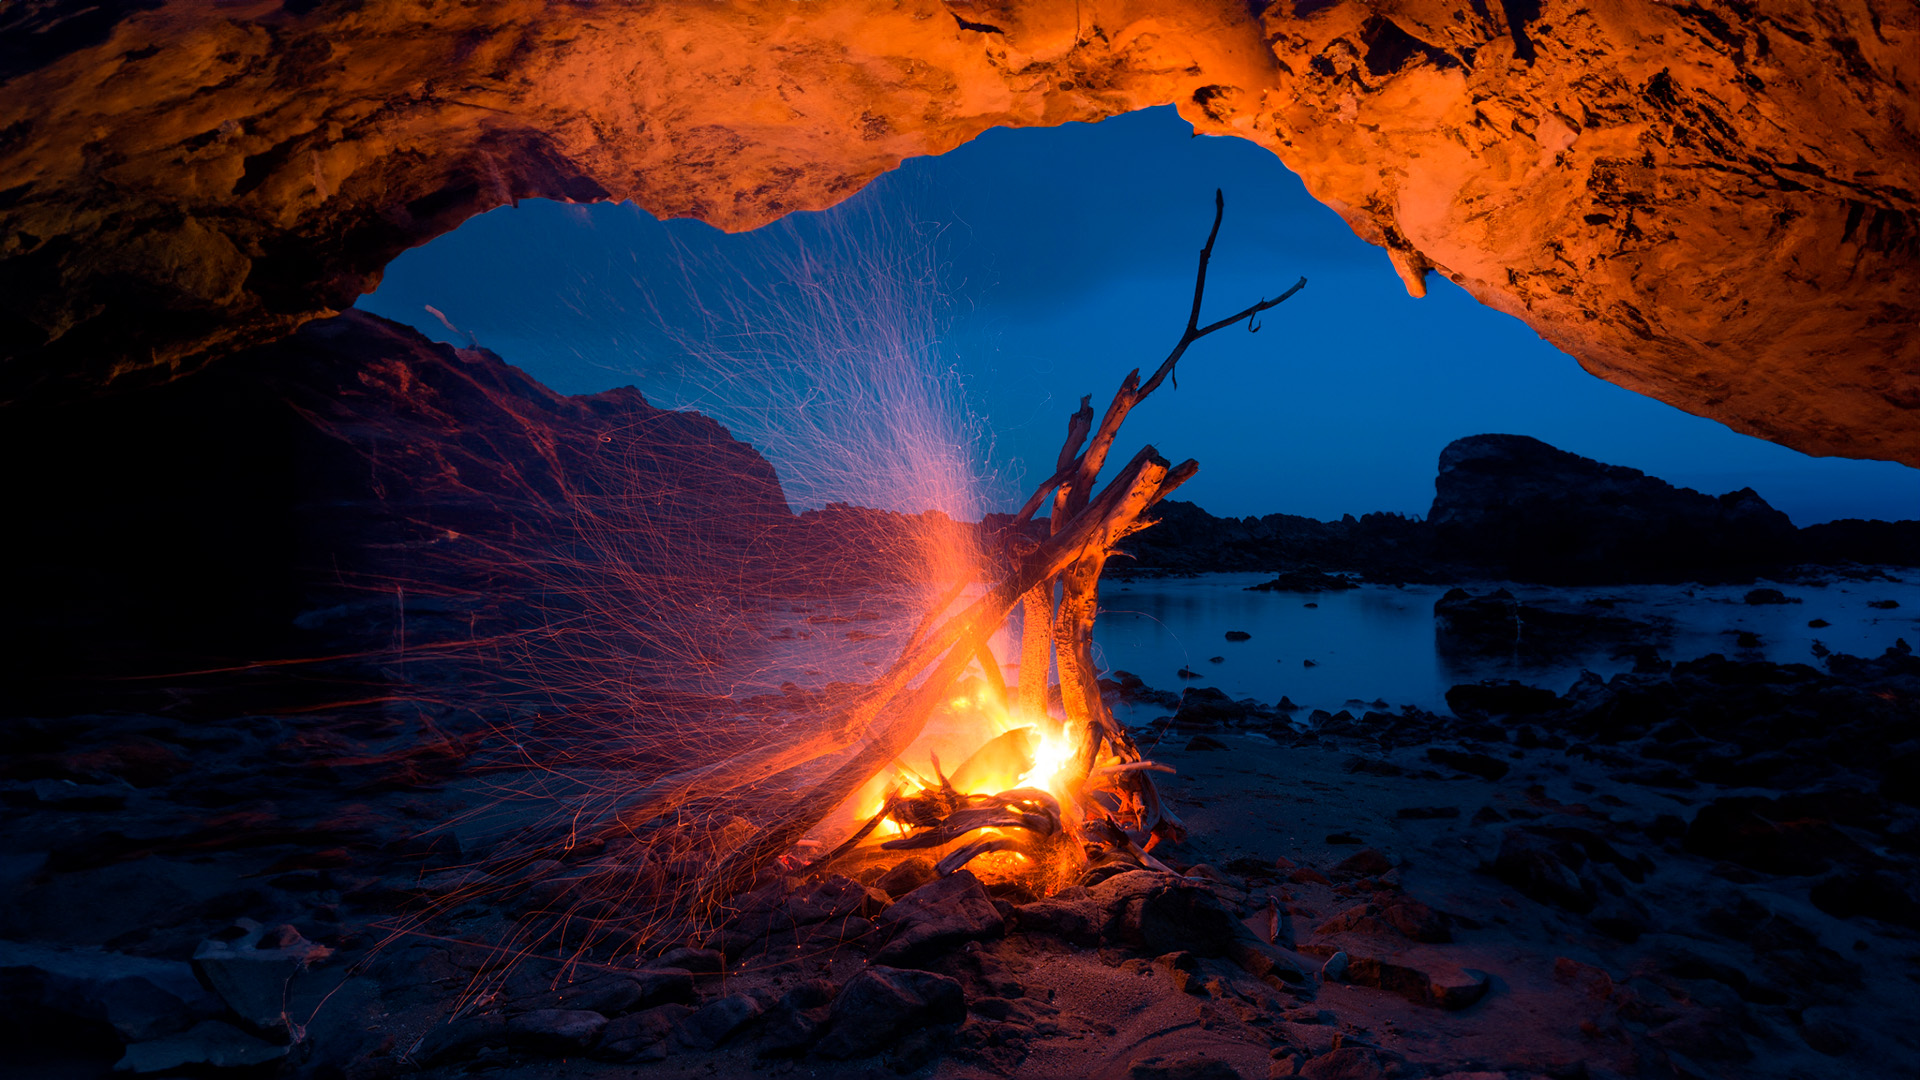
top-left (874, 694), bottom-right (1080, 826)
top-left (820, 672), bottom-right (1174, 896)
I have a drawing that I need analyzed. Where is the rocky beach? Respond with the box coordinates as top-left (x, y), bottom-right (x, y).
top-left (5, 315), bottom-right (1917, 1080)
top-left (5, 629), bottom-right (1916, 1079)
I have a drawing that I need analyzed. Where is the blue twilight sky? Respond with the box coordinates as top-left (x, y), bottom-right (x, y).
top-left (359, 106), bottom-right (1917, 525)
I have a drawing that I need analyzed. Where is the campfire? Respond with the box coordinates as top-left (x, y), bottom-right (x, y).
top-left (592, 191), bottom-right (1307, 927)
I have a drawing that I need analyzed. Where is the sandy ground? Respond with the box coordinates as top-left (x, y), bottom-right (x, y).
top-left (6, 650), bottom-right (1917, 1080)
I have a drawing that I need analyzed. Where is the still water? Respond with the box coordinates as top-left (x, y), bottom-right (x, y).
top-left (1093, 571), bottom-right (1920, 716)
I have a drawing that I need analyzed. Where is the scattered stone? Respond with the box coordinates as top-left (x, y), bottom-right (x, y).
top-left (116, 1020), bottom-right (288, 1073)
top-left (1445, 681), bottom-right (1561, 719)
top-left (1185, 735), bottom-right (1229, 752)
top-left (1882, 749), bottom-right (1920, 806)
top-left (1330, 848), bottom-right (1393, 879)
top-left (0, 942), bottom-right (222, 1042)
top-left (814, 966), bottom-right (964, 1059)
top-left (1427, 965), bottom-right (1490, 1009)
top-left (507, 1008), bottom-right (606, 1053)
top-left (1303, 659), bottom-right (1318, 668)
top-left (191, 919), bottom-right (332, 1037)
top-left (1809, 617), bottom-right (1831, 628)
top-left (1744, 588), bottom-right (1799, 604)
top-left (1381, 899), bottom-right (1450, 943)
top-left (1395, 805), bottom-right (1460, 820)
top-left (673, 993), bottom-right (761, 1050)
top-left (1490, 828), bottom-right (1595, 913)
top-left (1437, 588), bottom-right (1659, 662)
top-left (1810, 871), bottom-right (1920, 929)
top-left (874, 870), bottom-right (1004, 964)
top-left (1298, 1046), bottom-right (1387, 1079)
top-left (1173, 686), bottom-right (1270, 728)
top-left (874, 856), bottom-right (937, 898)
top-left (508, 967), bottom-right (693, 1016)
top-left (414, 1014), bottom-right (510, 1066)
top-left (1320, 951), bottom-right (1348, 982)
top-left (1178, 668), bottom-right (1203, 679)
top-left (1869, 598), bottom-right (1900, 609)
top-left (1225, 630), bottom-right (1252, 641)
top-left (1154, 950), bottom-right (1207, 995)
top-left (1136, 881), bottom-right (1246, 957)
top-left (757, 980), bottom-right (836, 1056)
top-left (1648, 1011), bottom-right (1754, 1063)
top-left (783, 874), bottom-right (889, 924)
top-left (598, 1003), bottom-right (692, 1062)
top-left (1305, 936), bottom-right (1488, 1010)
top-left (1425, 747), bottom-right (1511, 781)
top-left (650, 946), bottom-right (723, 973)
top-left (1209, 655), bottom-right (1226, 664)
top-left (1248, 569), bottom-right (1360, 593)
top-left (1127, 1051), bottom-right (1246, 1079)
top-left (1684, 795), bottom-right (1857, 876)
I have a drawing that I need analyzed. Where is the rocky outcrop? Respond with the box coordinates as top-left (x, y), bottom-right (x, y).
top-left (1428, 434), bottom-right (1799, 582)
top-left (0, 310), bottom-right (793, 702)
top-left (1111, 500), bottom-right (1436, 579)
top-left (0, 2), bottom-right (1913, 463)
top-left (1119, 434), bottom-right (1915, 582)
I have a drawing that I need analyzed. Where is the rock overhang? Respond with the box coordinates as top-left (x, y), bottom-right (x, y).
top-left (0, 0), bottom-right (1913, 463)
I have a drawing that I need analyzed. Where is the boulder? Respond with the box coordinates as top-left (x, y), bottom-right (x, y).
top-left (1444, 680), bottom-right (1562, 720)
top-left (814, 966), bottom-right (964, 1059)
top-left (506, 1009), bottom-right (606, 1053)
top-left (191, 920), bottom-right (333, 1038)
top-left (115, 1020), bottom-right (288, 1074)
top-left (1489, 829), bottom-right (1595, 913)
top-left (757, 979), bottom-right (836, 1056)
top-left (673, 993), bottom-right (761, 1050)
top-left (1684, 796), bottom-right (1860, 876)
top-left (506, 967), bottom-right (693, 1016)
top-left (1127, 881), bottom-right (1245, 957)
top-left (1429, 435), bottom-right (1796, 583)
top-left (0, 942), bottom-right (222, 1042)
top-left (1425, 747), bottom-right (1510, 781)
top-left (874, 870), bottom-right (1003, 964)
top-left (597, 1003), bottom-right (693, 1062)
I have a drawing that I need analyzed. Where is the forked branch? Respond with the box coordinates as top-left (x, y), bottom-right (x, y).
top-left (1024, 190), bottom-right (1305, 523)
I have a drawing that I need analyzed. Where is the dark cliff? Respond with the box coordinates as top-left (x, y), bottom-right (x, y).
top-left (0, 311), bottom-right (794, 701)
top-left (1428, 434), bottom-right (1800, 583)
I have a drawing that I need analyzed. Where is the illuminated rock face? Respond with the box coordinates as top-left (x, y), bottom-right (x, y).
top-left (0, 1), bottom-right (1913, 461)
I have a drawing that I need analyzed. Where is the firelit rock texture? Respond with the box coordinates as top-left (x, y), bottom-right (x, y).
top-left (0, 1), bottom-right (1914, 460)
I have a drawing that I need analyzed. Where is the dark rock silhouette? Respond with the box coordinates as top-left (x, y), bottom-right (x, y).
top-left (1120, 434), bottom-right (1916, 585)
top-left (1, 311), bottom-right (793, 705)
top-left (1428, 434), bottom-right (1797, 583)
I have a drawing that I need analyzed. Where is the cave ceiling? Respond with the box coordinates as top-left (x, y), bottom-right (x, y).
top-left (0, 0), bottom-right (1914, 463)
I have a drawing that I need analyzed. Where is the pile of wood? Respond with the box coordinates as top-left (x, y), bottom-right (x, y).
top-left (605, 192), bottom-right (1304, 921)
